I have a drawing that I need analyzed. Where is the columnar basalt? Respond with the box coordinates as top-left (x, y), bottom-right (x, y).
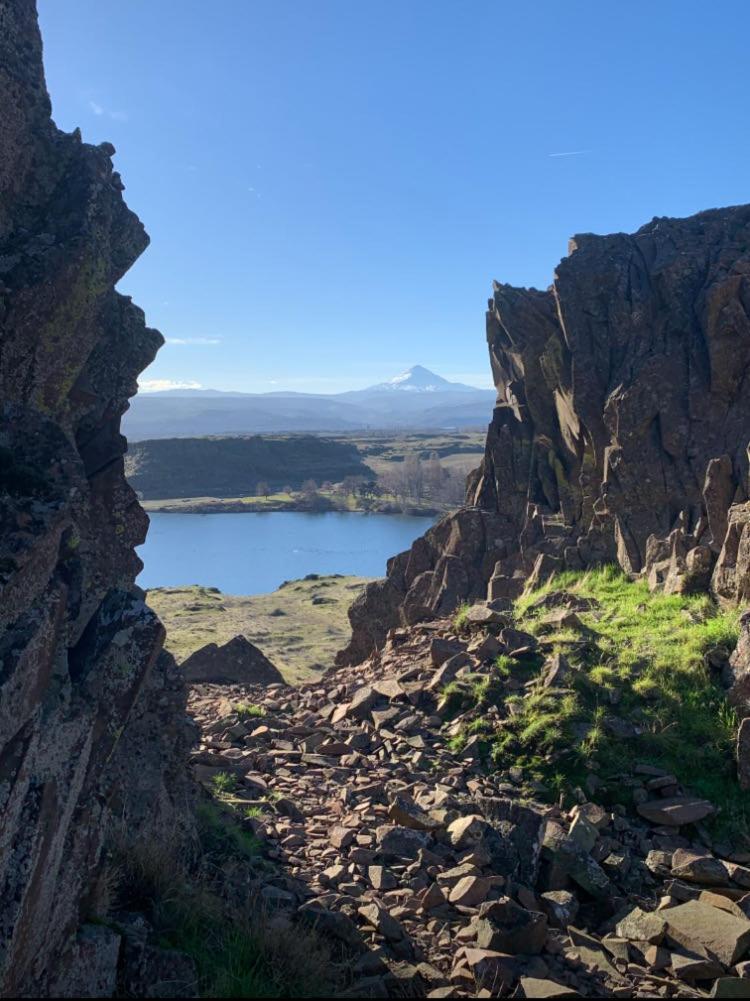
top-left (341, 204), bottom-right (750, 664)
top-left (0, 1), bottom-right (192, 994)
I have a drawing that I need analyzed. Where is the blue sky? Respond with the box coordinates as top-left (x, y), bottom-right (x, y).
top-left (39, 0), bottom-right (750, 394)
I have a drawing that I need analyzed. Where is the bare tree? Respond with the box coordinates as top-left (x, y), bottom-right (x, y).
top-left (256, 480), bottom-right (271, 498)
top-left (403, 454), bottom-right (424, 500)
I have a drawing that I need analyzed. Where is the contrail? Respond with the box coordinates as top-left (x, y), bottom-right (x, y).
top-left (548, 149), bottom-right (591, 157)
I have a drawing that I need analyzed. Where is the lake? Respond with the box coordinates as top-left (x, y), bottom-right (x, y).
top-left (136, 511), bottom-right (435, 593)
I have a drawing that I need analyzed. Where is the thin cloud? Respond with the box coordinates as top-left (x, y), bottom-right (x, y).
top-left (88, 99), bottom-right (129, 122)
top-left (548, 149), bottom-right (590, 158)
top-left (139, 379), bottom-right (202, 393)
top-left (164, 337), bottom-right (221, 346)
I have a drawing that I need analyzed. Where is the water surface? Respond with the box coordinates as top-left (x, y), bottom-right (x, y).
top-left (137, 510), bottom-right (434, 593)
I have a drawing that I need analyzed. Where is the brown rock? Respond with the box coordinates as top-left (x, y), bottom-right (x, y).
top-left (671, 850), bottom-right (730, 886)
top-left (447, 814), bottom-right (492, 850)
top-left (388, 793), bottom-right (440, 831)
top-left (358, 902), bottom-right (405, 941)
top-left (637, 796), bottom-right (715, 826)
top-left (448, 876), bottom-right (492, 908)
top-left (475, 898), bottom-right (548, 955)
top-left (519, 978), bottom-right (580, 999)
top-left (330, 825), bottom-right (356, 850)
top-left (463, 948), bottom-right (519, 992)
top-left (663, 900), bottom-right (750, 966)
top-left (615, 907), bottom-right (666, 944)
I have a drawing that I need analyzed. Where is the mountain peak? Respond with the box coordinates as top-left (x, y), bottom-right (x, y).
top-left (375, 365), bottom-right (480, 393)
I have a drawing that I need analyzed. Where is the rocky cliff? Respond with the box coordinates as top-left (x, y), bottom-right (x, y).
top-left (340, 204), bottom-right (750, 664)
top-left (0, 2), bottom-right (192, 994)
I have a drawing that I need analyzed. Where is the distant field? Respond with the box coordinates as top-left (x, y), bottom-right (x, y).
top-left (341, 429), bottom-right (485, 489)
top-left (135, 429), bottom-right (485, 514)
top-left (147, 574), bottom-right (370, 685)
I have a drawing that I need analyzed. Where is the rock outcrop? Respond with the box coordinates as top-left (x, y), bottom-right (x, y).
top-left (182, 635), bottom-right (284, 686)
top-left (341, 204), bottom-right (750, 664)
top-left (0, 2), bottom-right (192, 994)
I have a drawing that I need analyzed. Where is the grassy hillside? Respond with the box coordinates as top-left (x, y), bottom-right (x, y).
top-left (147, 575), bottom-right (369, 684)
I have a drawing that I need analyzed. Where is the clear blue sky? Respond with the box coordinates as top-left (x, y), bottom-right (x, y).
top-left (38, 0), bottom-right (750, 394)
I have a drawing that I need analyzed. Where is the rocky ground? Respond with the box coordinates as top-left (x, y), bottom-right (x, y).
top-left (187, 597), bottom-right (750, 998)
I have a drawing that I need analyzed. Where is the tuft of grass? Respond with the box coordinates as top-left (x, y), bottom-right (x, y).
top-left (453, 602), bottom-right (472, 632)
top-left (493, 566), bottom-right (748, 840)
top-left (235, 702), bottom-right (265, 720)
top-left (211, 771), bottom-right (237, 796)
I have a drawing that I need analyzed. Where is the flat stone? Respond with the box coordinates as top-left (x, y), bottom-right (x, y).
top-left (670, 947), bottom-right (724, 981)
top-left (463, 949), bottom-right (519, 992)
top-left (568, 812), bottom-right (598, 853)
top-left (388, 793), bottom-right (440, 832)
top-left (368, 865), bottom-right (397, 891)
top-left (346, 685), bottom-right (380, 719)
top-left (448, 875), bottom-right (492, 908)
top-left (519, 978), bottom-right (581, 999)
top-left (430, 637), bottom-right (465, 666)
top-left (671, 849), bottom-right (730, 886)
top-left (710, 977), bottom-right (750, 997)
top-left (330, 825), bottom-right (356, 850)
top-left (358, 902), bottom-right (405, 941)
top-left (637, 796), bottom-right (714, 826)
top-left (663, 899), bottom-right (750, 966)
top-left (375, 824), bottom-right (427, 859)
top-left (615, 906), bottom-right (666, 944)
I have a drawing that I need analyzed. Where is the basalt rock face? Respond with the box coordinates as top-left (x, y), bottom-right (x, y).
top-left (340, 205), bottom-right (750, 665)
top-left (0, 2), bottom-right (193, 995)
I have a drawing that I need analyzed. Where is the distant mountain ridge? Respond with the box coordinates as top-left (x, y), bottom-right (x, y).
top-left (125, 366), bottom-right (495, 439)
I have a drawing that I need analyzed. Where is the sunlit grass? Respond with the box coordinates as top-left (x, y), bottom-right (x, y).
top-left (493, 566), bottom-right (747, 840)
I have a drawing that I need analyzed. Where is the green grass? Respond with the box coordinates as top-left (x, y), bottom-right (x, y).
top-left (235, 702), bottom-right (265, 720)
top-left (491, 566), bottom-right (746, 840)
top-left (211, 771), bottom-right (238, 796)
top-left (196, 800), bottom-right (263, 860)
top-left (112, 797), bottom-right (336, 997)
top-left (453, 602), bottom-right (471, 632)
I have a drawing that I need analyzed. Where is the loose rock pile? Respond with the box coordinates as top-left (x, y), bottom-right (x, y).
top-left (189, 615), bottom-right (750, 997)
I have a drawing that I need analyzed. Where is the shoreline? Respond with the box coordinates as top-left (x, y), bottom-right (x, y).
top-left (141, 496), bottom-right (444, 517)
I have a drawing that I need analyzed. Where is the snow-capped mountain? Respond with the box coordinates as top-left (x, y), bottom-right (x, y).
top-left (366, 365), bottom-right (481, 393)
top-left (125, 365), bottom-right (495, 439)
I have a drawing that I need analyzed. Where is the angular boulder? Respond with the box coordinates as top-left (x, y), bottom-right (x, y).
top-left (181, 635), bottom-right (284, 685)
